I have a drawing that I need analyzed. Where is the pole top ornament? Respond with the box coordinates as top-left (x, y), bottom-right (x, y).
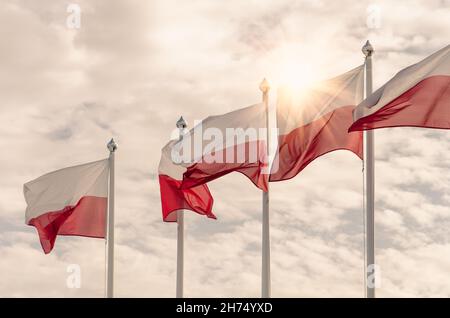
top-left (107, 138), bottom-right (117, 152)
top-left (362, 40), bottom-right (374, 57)
top-left (259, 78), bottom-right (270, 93)
top-left (176, 116), bottom-right (187, 129)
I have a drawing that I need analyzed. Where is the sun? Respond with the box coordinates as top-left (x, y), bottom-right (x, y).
top-left (278, 61), bottom-right (317, 90)
top-left (268, 43), bottom-right (321, 92)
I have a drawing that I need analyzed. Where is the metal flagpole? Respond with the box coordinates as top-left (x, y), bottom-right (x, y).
top-left (362, 40), bottom-right (375, 298)
top-left (106, 138), bottom-right (117, 298)
top-left (259, 78), bottom-right (271, 298)
top-left (176, 116), bottom-right (187, 298)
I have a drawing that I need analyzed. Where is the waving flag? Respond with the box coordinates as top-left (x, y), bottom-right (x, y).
top-left (270, 65), bottom-right (364, 181)
top-left (177, 103), bottom-right (269, 192)
top-left (24, 159), bottom-right (109, 254)
top-left (159, 140), bottom-right (215, 222)
top-left (350, 44), bottom-right (450, 131)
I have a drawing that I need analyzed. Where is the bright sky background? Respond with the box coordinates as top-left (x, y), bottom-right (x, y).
top-left (0, 0), bottom-right (449, 297)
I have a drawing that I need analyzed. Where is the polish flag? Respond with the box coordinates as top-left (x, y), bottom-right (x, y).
top-left (350, 45), bottom-right (450, 131)
top-left (24, 159), bottom-right (109, 254)
top-left (177, 103), bottom-right (269, 191)
top-left (159, 140), bottom-right (215, 222)
top-left (270, 65), bottom-right (364, 181)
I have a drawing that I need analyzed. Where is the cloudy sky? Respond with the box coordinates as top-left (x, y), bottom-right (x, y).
top-left (0, 0), bottom-right (449, 297)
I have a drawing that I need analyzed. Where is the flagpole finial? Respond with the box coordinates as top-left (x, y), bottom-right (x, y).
top-left (107, 138), bottom-right (117, 153)
top-left (259, 78), bottom-right (270, 93)
top-left (176, 116), bottom-right (187, 129)
top-left (362, 40), bottom-right (374, 57)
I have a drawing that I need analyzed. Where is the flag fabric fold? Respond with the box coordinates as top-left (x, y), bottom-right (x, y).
top-left (270, 65), bottom-right (364, 181)
top-left (350, 44), bottom-right (450, 131)
top-left (24, 159), bottom-right (109, 254)
top-left (159, 140), bottom-right (215, 222)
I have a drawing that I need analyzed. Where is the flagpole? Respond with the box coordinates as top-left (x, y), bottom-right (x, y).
top-left (106, 138), bottom-right (117, 298)
top-left (362, 40), bottom-right (375, 298)
top-left (176, 116), bottom-right (187, 298)
top-left (259, 78), bottom-right (271, 298)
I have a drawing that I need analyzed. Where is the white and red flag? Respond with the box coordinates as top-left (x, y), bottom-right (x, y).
top-left (159, 140), bottom-right (215, 222)
top-left (350, 44), bottom-right (450, 131)
top-left (270, 65), bottom-right (364, 181)
top-left (24, 159), bottom-right (109, 254)
top-left (177, 103), bottom-right (269, 191)
top-left (158, 103), bottom-right (269, 221)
